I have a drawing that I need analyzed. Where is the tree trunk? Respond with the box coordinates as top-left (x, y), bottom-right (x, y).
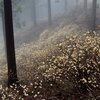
top-left (84, 0), bottom-right (87, 11)
top-left (1, 11), bottom-right (6, 51)
top-left (48, 0), bottom-right (52, 26)
top-left (4, 0), bottom-right (19, 87)
top-left (33, 0), bottom-right (37, 27)
top-left (76, 0), bottom-right (79, 7)
top-left (91, 0), bottom-right (97, 31)
top-left (64, 0), bottom-right (67, 15)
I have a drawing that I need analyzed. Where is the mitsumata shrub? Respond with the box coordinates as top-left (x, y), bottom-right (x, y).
top-left (0, 33), bottom-right (100, 100)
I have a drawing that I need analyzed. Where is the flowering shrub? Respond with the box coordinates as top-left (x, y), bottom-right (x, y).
top-left (0, 32), bottom-right (99, 100)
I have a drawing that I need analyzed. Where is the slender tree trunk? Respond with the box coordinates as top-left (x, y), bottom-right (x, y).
top-left (84, 0), bottom-right (87, 11)
top-left (1, 11), bottom-right (8, 61)
top-left (64, 0), bottom-right (67, 15)
top-left (76, 0), bottom-right (79, 7)
top-left (33, 0), bottom-right (37, 27)
top-left (1, 11), bottom-right (6, 49)
top-left (91, 0), bottom-right (97, 31)
top-left (4, 0), bottom-right (19, 87)
top-left (48, 0), bottom-right (52, 26)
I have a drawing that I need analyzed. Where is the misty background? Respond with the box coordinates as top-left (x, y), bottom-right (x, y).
top-left (0, 0), bottom-right (100, 66)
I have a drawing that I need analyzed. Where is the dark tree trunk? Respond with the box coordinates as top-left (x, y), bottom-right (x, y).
top-left (33, 0), bottom-right (37, 27)
top-left (91, 0), bottom-right (97, 31)
top-left (4, 0), bottom-right (19, 87)
top-left (48, 0), bottom-right (52, 26)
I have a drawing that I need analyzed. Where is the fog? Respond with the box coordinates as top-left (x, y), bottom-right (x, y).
top-left (0, 0), bottom-right (100, 67)
top-left (0, 0), bottom-right (100, 99)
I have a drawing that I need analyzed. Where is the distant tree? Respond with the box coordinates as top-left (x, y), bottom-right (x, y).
top-left (76, 0), bottom-right (79, 6)
top-left (0, 0), bottom-right (22, 29)
top-left (48, 0), bottom-right (52, 26)
top-left (84, 0), bottom-right (87, 11)
top-left (0, 0), bottom-right (22, 46)
top-left (33, 0), bottom-right (37, 26)
top-left (0, 0), bottom-right (5, 39)
top-left (64, 0), bottom-right (67, 15)
top-left (92, 0), bottom-right (97, 31)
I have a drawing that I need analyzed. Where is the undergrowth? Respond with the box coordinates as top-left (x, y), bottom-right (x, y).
top-left (0, 32), bottom-right (100, 100)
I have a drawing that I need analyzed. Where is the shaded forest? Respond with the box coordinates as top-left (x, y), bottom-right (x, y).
top-left (0, 0), bottom-right (100, 100)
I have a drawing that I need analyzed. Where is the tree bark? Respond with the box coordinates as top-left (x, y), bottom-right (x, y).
top-left (4, 0), bottom-right (19, 87)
